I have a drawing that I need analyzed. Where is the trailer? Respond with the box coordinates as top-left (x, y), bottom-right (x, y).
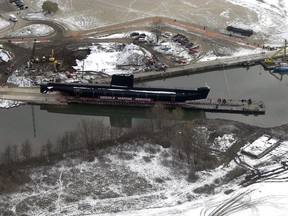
top-left (226, 25), bottom-right (253, 37)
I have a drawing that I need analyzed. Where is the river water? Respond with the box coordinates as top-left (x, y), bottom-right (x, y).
top-left (0, 64), bottom-right (287, 156)
top-left (144, 64), bottom-right (288, 128)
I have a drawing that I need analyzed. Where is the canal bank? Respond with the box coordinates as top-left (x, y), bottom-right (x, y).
top-left (91, 51), bottom-right (277, 84)
top-left (0, 64), bottom-right (287, 160)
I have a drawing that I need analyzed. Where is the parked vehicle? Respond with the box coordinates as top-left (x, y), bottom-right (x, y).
top-left (8, 14), bottom-right (18, 22)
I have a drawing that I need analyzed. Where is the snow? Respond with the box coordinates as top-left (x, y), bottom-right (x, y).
top-left (0, 131), bottom-right (287, 215)
top-left (8, 24), bottom-right (54, 38)
top-left (226, 0), bottom-right (288, 46)
top-left (0, 18), bottom-right (10, 29)
top-left (0, 1), bottom-right (288, 214)
top-left (73, 43), bottom-right (150, 75)
top-left (7, 71), bottom-right (34, 87)
top-left (212, 134), bottom-right (237, 152)
top-left (0, 99), bottom-right (23, 109)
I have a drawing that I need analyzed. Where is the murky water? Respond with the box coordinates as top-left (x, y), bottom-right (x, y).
top-left (143, 65), bottom-right (288, 128)
top-left (0, 64), bottom-right (287, 157)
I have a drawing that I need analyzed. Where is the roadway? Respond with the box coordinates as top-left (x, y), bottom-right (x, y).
top-left (0, 87), bottom-right (64, 105)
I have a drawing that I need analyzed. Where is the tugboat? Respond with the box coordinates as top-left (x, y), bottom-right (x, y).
top-left (273, 62), bottom-right (288, 72)
top-left (272, 40), bottom-right (288, 72)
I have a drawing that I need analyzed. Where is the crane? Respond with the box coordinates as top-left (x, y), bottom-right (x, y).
top-left (49, 49), bottom-right (55, 62)
top-left (264, 40), bottom-right (287, 64)
top-left (30, 39), bottom-right (39, 63)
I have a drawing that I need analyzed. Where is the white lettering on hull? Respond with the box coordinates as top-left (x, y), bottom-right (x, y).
top-left (99, 96), bottom-right (152, 102)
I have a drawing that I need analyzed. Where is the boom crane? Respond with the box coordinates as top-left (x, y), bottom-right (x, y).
top-left (264, 40), bottom-right (287, 63)
top-left (30, 39), bottom-right (39, 64)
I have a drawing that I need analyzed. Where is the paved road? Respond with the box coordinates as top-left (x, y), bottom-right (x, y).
top-left (65, 16), bottom-right (257, 48)
top-left (0, 86), bottom-right (63, 104)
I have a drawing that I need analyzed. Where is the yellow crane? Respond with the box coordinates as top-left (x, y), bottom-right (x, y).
top-left (264, 40), bottom-right (287, 63)
top-left (49, 49), bottom-right (55, 62)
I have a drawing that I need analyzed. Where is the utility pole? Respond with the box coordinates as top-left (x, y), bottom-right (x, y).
top-left (82, 60), bottom-right (85, 78)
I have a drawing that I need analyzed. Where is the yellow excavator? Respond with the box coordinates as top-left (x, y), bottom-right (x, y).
top-left (264, 40), bottom-right (287, 64)
top-left (53, 59), bottom-right (63, 72)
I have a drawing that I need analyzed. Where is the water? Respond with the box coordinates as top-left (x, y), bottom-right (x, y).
top-left (0, 64), bottom-right (287, 156)
top-left (143, 65), bottom-right (288, 128)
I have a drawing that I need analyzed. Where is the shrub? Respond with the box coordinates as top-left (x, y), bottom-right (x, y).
top-left (194, 184), bottom-right (216, 195)
top-left (224, 166), bottom-right (247, 183)
top-left (187, 169), bottom-right (199, 183)
top-left (42, 1), bottom-right (59, 14)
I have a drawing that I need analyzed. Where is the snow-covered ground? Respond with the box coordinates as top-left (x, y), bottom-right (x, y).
top-left (73, 42), bottom-right (151, 74)
top-left (1, 128), bottom-right (288, 216)
top-left (7, 24), bottom-right (54, 38)
top-left (1, 1), bottom-right (288, 215)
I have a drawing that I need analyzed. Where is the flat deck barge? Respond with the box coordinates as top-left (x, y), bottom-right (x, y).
top-left (184, 98), bottom-right (265, 114)
top-left (0, 87), bottom-right (265, 115)
top-left (62, 96), bottom-right (265, 115)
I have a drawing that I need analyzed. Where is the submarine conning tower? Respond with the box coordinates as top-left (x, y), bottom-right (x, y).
top-left (110, 74), bottom-right (134, 88)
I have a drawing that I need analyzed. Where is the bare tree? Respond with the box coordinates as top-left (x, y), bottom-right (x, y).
top-left (12, 144), bottom-right (19, 162)
top-left (172, 122), bottom-right (213, 167)
top-left (57, 130), bottom-right (79, 153)
top-left (4, 144), bottom-right (13, 164)
top-left (77, 119), bottom-right (108, 150)
top-left (21, 139), bottom-right (32, 160)
top-left (109, 127), bottom-right (124, 140)
top-left (41, 139), bottom-right (53, 159)
top-left (147, 103), bottom-right (171, 132)
top-left (151, 18), bottom-right (165, 43)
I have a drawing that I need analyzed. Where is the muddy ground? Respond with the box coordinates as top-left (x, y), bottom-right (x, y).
top-left (0, 22), bottom-right (243, 86)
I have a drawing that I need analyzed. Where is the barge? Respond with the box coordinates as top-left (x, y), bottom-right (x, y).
top-left (40, 74), bottom-right (211, 103)
top-left (39, 74), bottom-right (265, 115)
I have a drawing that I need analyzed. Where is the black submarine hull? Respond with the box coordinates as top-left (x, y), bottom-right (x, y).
top-left (40, 74), bottom-right (210, 102)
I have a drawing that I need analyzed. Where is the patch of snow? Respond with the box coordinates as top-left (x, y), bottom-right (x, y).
top-left (73, 43), bottom-right (151, 75)
top-left (213, 134), bottom-right (236, 152)
top-left (8, 24), bottom-right (54, 38)
top-left (0, 18), bottom-right (10, 29)
top-left (0, 99), bottom-right (23, 109)
top-left (7, 71), bottom-right (34, 87)
top-left (226, 0), bottom-right (288, 46)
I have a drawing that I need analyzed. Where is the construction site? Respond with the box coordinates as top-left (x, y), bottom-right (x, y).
top-left (1, 1), bottom-right (288, 216)
top-left (261, 40), bottom-right (288, 71)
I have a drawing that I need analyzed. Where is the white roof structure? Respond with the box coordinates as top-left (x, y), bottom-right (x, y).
top-left (241, 134), bottom-right (280, 158)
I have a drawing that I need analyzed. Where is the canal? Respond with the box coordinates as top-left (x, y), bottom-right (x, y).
top-left (0, 64), bottom-right (287, 157)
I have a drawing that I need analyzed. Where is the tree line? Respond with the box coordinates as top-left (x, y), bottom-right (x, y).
top-left (1, 105), bottom-right (219, 183)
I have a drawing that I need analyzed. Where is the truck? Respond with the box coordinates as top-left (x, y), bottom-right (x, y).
top-left (9, 14), bottom-right (18, 22)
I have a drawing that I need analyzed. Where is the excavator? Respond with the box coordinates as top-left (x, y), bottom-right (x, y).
top-left (53, 59), bottom-right (63, 72)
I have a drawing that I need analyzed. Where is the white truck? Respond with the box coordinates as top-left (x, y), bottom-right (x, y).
top-left (9, 14), bottom-right (18, 22)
